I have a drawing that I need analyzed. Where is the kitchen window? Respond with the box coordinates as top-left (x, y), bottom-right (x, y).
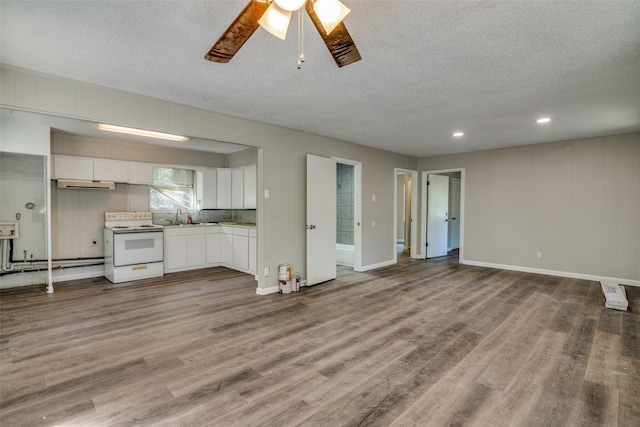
top-left (150, 167), bottom-right (195, 210)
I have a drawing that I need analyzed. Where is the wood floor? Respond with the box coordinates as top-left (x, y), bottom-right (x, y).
top-left (1, 254), bottom-right (639, 426)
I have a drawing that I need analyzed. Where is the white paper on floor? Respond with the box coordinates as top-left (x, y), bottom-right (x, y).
top-left (600, 281), bottom-right (628, 311)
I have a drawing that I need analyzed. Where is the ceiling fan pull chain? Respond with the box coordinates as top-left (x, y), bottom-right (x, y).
top-left (297, 8), bottom-right (305, 69)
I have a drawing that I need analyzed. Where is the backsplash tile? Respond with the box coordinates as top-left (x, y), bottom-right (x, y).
top-left (152, 209), bottom-right (256, 225)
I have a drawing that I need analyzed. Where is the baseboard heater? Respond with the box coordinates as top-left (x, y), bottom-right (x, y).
top-left (600, 281), bottom-right (628, 311)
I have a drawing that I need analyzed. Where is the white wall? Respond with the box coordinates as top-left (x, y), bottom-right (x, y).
top-left (0, 112), bottom-right (50, 155)
top-left (53, 132), bottom-right (227, 168)
top-left (419, 134), bottom-right (640, 284)
top-left (0, 66), bottom-right (417, 291)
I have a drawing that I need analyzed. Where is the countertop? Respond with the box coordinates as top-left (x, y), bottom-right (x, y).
top-left (162, 222), bottom-right (256, 229)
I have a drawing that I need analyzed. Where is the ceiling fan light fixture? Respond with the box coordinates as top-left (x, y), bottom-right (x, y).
top-left (96, 123), bottom-right (189, 142)
top-left (274, 0), bottom-right (307, 12)
top-left (259, 2), bottom-right (292, 40)
top-left (313, 0), bottom-right (350, 34)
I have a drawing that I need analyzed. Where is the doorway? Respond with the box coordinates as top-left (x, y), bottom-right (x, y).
top-left (421, 169), bottom-right (464, 261)
top-left (394, 168), bottom-right (418, 262)
top-left (334, 158), bottom-right (362, 272)
top-left (336, 163), bottom-right (355, 268)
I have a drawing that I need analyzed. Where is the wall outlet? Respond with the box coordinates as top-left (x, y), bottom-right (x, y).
top-left (372, 221), bottom-right (376, 228)
top-left (536, 252), bottom-right (543, 260)
top-left (372, 194), bottom-right (376, 202)
top-left (91, 239), bottom-right (100, 246)
top-left (264, 267), bottom-right (270, 277)
top-left (301, 279), bottom-right (307, 287)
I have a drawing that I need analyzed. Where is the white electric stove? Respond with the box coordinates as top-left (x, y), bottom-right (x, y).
top-left (104, 212), bottom-right (164, 283)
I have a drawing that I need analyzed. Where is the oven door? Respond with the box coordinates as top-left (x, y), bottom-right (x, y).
top-left (113, 231), bottom-right (163, 267)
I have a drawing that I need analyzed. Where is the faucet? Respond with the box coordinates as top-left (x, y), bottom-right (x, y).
top-left (175, 208), bottom-right (182, 224)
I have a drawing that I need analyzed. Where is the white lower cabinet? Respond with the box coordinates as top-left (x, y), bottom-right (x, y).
top-left (188, 233), bottom-right (206, 267)
top-left (164, 233), bottom-right (188, 271)
top-left (164, 225), bottom-right (255, 275)
top-left (205, 226), bottom-right (221, 264)
top-left (164, 227), bottom-right (205, 272)
top-left (233, 227), bottom-right (249, 271)
top-left (220, 226), bottom-right (234, 266)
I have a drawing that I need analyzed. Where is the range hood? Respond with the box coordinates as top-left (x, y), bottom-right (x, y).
top-left (56, 179), bottom-right (116, 190)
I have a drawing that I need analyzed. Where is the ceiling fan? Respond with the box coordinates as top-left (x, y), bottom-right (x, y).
top-left (205, 0), bottom-right (361, 68)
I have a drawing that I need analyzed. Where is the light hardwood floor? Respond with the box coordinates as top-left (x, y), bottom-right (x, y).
top-left (1, 254), bottom-right (638, 426)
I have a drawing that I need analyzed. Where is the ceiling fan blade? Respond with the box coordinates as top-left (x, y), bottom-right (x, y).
top-left (305, 1), bottom-right (361, 67)
top-left (205, 0), bottom-right (269, 63)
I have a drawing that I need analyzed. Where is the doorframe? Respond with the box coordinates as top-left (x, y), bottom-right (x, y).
top-left (394, 168), bottom-right (418, 262)
top-left (420, 168), bottom-right (465, 262)
top-left (333, 157), bottom-right (362, 272)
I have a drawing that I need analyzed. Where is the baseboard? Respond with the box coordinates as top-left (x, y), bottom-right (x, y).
top-left (256, 285), bottom-right (280, 295)
top-left (359, 259), bottom-right (396, 272)
top-left (462, 260), bottom-right (640, 287)
top-left (52, 265), bottom-right (104, 283)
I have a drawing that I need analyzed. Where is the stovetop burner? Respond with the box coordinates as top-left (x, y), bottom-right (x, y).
top-left (104, 212), bottom-right (162, 233)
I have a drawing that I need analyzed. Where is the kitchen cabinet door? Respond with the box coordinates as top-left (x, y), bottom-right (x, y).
top-left (94, 159), bottom-right (129, 182)
top-left (164, 235), bottom-right (188, 271)
top-left (231, 168), bottom-right (244, 209)
top-left (128, 162), bottom-right (153, 184)
top-left (220, 228), bottom-right (234, 265)
top-left (217, 169), bottom-right (232, 209)
top-left (233, 234), bottom-right (249, 271)
top-left (206, 228), bottom-right (221, 264)
top-left (53, 155), bottom-right (93, 180)
top-left (201, 168), bottom-right (217, 209)
top-left (187, 234), bottom-right (206, 267)
top-left (243, 165), bottom-right (257, 209)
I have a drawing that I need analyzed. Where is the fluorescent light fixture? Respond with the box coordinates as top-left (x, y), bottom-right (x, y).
top-left (96, 124), bottom-right (189, 142)
top-left (453, 132), bottom-right (464, 137)
top-left (259, 2), bottom-right (292, 40)
top-left (313, 0), bottom-right (351, 34)
top-left (536, 117), bottom-right (551, 123)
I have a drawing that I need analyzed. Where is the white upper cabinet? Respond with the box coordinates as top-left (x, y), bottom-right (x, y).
top-left (200, 168), bottom-right (217, 209)
top-left (216, 169), bottom-right (232, 209)
top-left (128, 162), bottom-right (154, 185)
top-left (53, 155), bottom-right (128, 182)
top-left (228, 165), bottom-right (257, 209)
top-left (53, 155), bottom-right (93, 180)
top-left (93, 159), bottom-right (129, 182)
top-left (243, 164), bottom-right (257, 209)
top-left (231, 168), bottom-right (244, 209)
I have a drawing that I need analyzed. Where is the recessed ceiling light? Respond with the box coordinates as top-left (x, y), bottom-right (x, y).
top-left (453, 132), bottom-right (464, 137)
top-left (536, 117), bottom-right (551, 124)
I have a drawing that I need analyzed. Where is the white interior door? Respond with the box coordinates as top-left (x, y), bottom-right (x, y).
top-left (307, 154), bottom-right (337, 285)
top-left (426, 174), bottom-right (449, 258)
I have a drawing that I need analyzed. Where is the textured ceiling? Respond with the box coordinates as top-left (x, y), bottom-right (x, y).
top-left (1, 1), bottom-right (639, 157)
